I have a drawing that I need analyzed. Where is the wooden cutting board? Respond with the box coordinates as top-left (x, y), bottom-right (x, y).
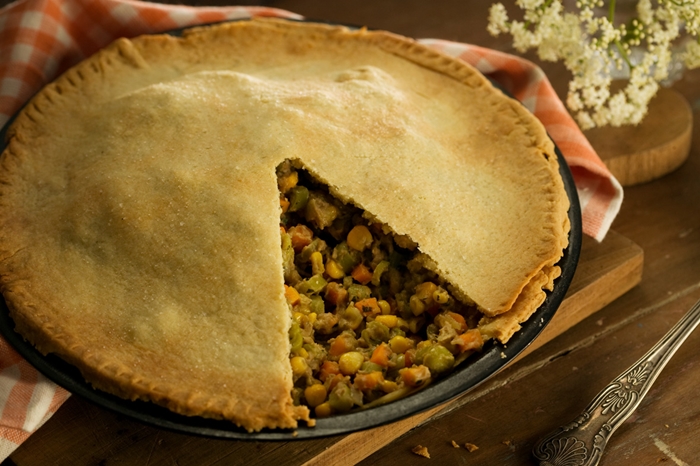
top-left (302, 230), bottom-right (643, 466)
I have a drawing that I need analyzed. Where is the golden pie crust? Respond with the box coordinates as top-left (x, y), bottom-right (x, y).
top-left (0, 18), bottom-right (569, 431)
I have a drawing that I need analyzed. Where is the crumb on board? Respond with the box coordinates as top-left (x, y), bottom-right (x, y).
top-left (502, 439), bottom-right (515, 451)
top-left (412, 445), bottom-right (430, 458)
top-left (500, 352), bottom-right (507, 359)
top-left (451, 440), bottom-right (460, 448)
top-left (464, 443), bottom-right (479, 452)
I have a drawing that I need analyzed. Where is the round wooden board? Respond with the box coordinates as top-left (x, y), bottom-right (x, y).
top-left (583, 87), bottom-right (693, 187)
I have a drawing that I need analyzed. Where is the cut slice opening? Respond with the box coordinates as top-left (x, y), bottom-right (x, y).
top-left (277, 160), bottom-right (500, 418)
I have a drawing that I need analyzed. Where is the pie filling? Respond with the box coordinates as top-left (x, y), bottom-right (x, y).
top-left (277, 161), bottom-right (486, 417)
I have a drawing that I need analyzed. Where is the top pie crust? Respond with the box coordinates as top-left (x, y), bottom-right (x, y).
top-left (0, 18), bottom-right (569, 431)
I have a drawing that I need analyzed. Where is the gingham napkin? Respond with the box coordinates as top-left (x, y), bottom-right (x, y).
top-left (0, 0), bottom-right (623, 459)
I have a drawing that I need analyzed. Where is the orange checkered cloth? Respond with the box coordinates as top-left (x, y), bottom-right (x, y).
top-left (0, 0), bottom-right (623, 459)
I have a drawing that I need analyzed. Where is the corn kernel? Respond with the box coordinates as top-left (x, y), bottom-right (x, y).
top-left (296, 347), bottom-right (309, 358)
top-left (304, 384), bottom-right (328, 408)
top-left (293, 311), bottom-right (305, 323)
top-left (290, 356), bottom-right (308, 377)
top-left (325, 259), bottom-right (345, 279)
top-left (416, 340), bottom-right (433, 351)
top-left (346, 225), bottom-right (373, 251)
top-left (278, 171), bottom-right (298, 193)
top-left (375, 314), bottom-right (398, 328)
top-left (380, 380), bottom-right (399, 393)
top-left (378, 299), bottom-right (391, 315)
top-left (308, 312), bottom-right (318, 325)
top-left (433, 287), bottom-right (450, 304)
top-left (409, 295), bottom-right (425, 316)
top-left (315, 401), bottom-right (333, 418)
top-left (389, 335), bottom-right (414, 354)
top-left (338, 351), bottom-right (365, 375)
top-left (415, 281), bottom-right (438, 300)
top-left (310, 251), bottom-right (325, 276)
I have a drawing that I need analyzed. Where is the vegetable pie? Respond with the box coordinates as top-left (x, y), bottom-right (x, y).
top-left (0, 18), bottom-right (569, 431)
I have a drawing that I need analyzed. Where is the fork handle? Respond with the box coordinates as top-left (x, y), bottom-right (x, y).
top-left (532, 298), bottom-right (700, 466)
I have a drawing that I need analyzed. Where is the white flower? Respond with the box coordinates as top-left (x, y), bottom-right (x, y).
top-left (510, 21), bottom-right (541, 51)
top-left (575, 110), bottom-right (595, 129)
top-left (637, 0), bottom-right (654, 25)
top-left (683, 40), bottom-right (700, 68)
top-left (487, 3), bottom-right (510, 36)
top-left (487, 0), bottom-right (700, 128)
top-left (517, 0), bottom-right (546, 9)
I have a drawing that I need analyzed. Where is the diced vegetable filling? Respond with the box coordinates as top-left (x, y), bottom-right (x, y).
top-left (277, 161), bottom-right (485, 417)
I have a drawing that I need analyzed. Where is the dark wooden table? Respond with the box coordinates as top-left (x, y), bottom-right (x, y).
top-left (2, 1), bottom-right (700, 465)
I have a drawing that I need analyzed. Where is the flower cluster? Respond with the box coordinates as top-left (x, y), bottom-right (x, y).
top-left (488, 0), bottom-right (700, 128)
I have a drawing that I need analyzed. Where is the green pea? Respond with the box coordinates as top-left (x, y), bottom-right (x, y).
top-left (423, 345), bottom-right (455, 374)
top-left (328, 382), bottom-right (355, 412)
top-left (361, 320), bottom-right (391, 345)
top-left (288, 186), bottom-right (309, 212)
top-left (347, 284), bottom-right (371, 302)
top-left (333, 242), bottom-right (361, 273)
top-left (297, 274), bottom-right (327, 295)
top-left (289, 321), bottom-right (303, 353)
top-left (309, 295), bottom-right (325, 314)
top-left (361, 361), bottom-right (384, 373)
top-left (340, 305), bottom-right (363, 330)
top-left (394, 353), bottom-right (406, 370)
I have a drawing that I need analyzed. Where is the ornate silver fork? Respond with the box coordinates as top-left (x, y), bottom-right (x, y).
top-left (532, 298), bottom-right (700, 466)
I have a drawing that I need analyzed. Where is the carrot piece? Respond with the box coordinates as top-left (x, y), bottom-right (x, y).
top-left (354, 297), bottom-right (380, 317)
top-left (354, 372), bottom-right (384, 391)
top-left (318, 360), bottom-right (340, 382)
top-left (325, 282), bottom-right (348, 306)
top-left (404, 348), bottom-right (416, 368)
top-left (447, 312), bottom-right (468, 333)
top-left (327, 373), bottom-right (344, 391)
top-left (329, 334), bottom-right (355, 356)
top-left (399, 365), bottom-right (431, 387)
top-left (288, 224), bottom-right (313, 252)
top-left (370, 342), bottom-right (392, 367)
top-left (284, 285), bottom-right (301, 306)
top-left (351, 263), bottom-right (373, 285)
top-left (453, 329), bottom-right (484, 353)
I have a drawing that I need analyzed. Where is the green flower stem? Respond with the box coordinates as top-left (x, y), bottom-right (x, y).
top-left (606, 0), bottom-right (633, 69)
top-left (614, 38), bottom-right (633, 69)
top-left (608, 0), bottom-right (616, 23)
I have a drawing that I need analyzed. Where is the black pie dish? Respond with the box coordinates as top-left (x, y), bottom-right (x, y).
top-left (0, 20), bottom-right (582, 440)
